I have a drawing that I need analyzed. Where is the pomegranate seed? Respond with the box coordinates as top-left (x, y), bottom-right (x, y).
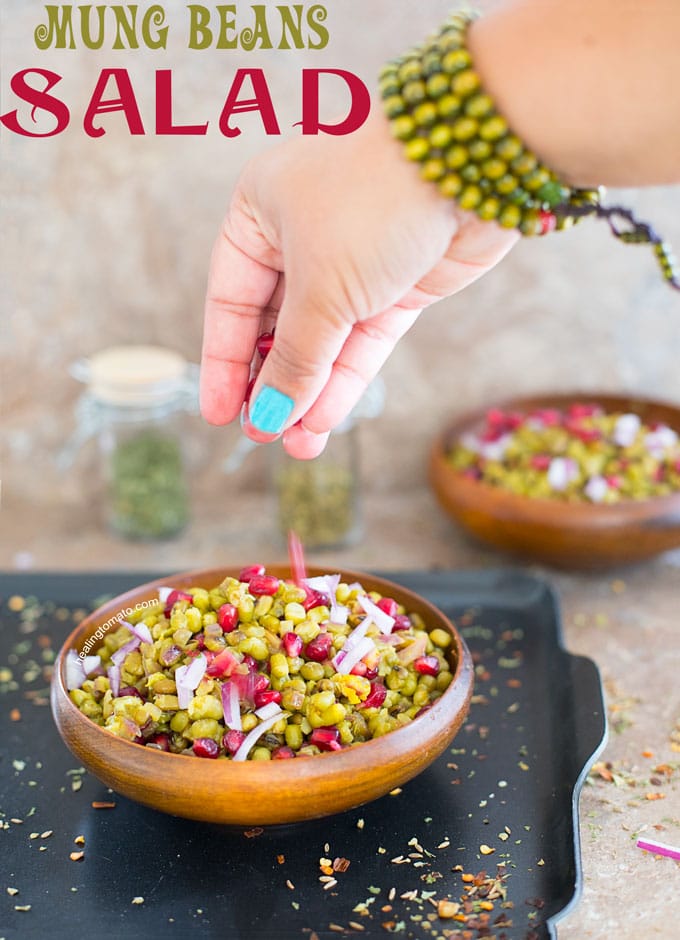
top-left (530, 454), bottom-right (552, 471)
top-left (414, 655), bottom-right (440, 677)
top-left (282, 632), bottom-right (303, 657)
top-left (195, 634), bottom-right (206, 650)
top-left (223, 730), bottom-right (246, 754)
top-left (532, 408), bottom-right (561, 427)
top-left (392, 615), bottom-right (412, 632)
top-left (163, 589), bottom-right (193, 619)
top-left (485, 408), bottom-right (507, 428)
top-left (506, 411), bottom-right (524, 429)
top-left (217, 603), bottom-right (239, 633)
top-left (302, 587), bottom-right (328, 611)
top-left (248, 575), bottom-right (280, 596)
top-left (606, 475), bottom-right (623, 489)
top-left (364, 665), bottom-right (379, 680)
top-left (310, 727), bottom-right (341, 751)
top-left (147, 733), bottom-right (170, 751)
top-left (567, 403), bottom-right (600, 419)
top-left (350, 661), bottom-right (367, 677)
top-left (193, 738), bottom-right (219, 759)
top-left (362, 682), bottom-right (387, 709)
top-left (377, 597), bottom-right (398, 618)
top-left (304, 633), bottom-right (333, 662)
top-left (256, 331), bottom-right (274, 358)
top-left (255, 689), bottom-right (282, 709)
top-left (272, 745), bottom-right (296, 760)
top-left (253, 674), bottom-right (271, 696)
top-left (241, 654), bottom-right (258, 672)
top-left (539, 210), bottom-right (556, 235)
top-left (117, 687), bottom-right (143, 699)
top-left (206, 648), bottom-right (240, 678)
top-left (239, 564), bottom-right (265, 581)
top-left (480, 426), bottom-right (505, 443)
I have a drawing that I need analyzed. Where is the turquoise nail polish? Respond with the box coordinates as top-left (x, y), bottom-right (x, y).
top-left (249, 385), bottom-right (294, 434)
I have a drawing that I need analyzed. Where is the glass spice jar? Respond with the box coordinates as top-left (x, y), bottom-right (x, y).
top-left (64, 345), bottom-right (199, 540)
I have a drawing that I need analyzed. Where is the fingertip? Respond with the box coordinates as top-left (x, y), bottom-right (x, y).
top-left (282, 423), bottom-right (330, 460)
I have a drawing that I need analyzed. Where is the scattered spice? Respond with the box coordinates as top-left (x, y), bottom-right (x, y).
top-left (243, 827), bottom-right (264, 839)
top-left (91, 801), bottom-right (116, 809)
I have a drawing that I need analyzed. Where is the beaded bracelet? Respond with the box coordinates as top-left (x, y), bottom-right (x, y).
top-left (379, 10), bottom-right (679, 290)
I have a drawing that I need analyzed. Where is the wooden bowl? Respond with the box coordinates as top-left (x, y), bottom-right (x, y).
top-left (51, 566), bottom-right (473, 826)
top-left (430, 393), bottom-right (680, 569)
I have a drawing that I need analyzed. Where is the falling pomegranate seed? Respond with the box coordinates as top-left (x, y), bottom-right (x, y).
top-left (530, 454), bottom-right (552, 472)
top-left (272, 745), bottom-right (296, 760)
top-left (193, 738), bottom-right (219, 759)
top-left (239, 564), bottom-right (266, 581)
top-left (248, 575), bottom-right (280, 596)
top-left (392, 615), bottom-right (412, 632)
top-left (206, 648), bottom-right (240, 678)
top-left (217, 603), bottom-right (239, 633)
top-left (414, 655), bottom-right (440, 677)
top-left (362, 682), bottom-right (387, 709)
top-left (117, 687), bottom-right (143, 699)
top-left (310, 727), bottom-right (341, 751)
top-left (304, 633), bottom-right (333, 662)
top-left (146, 733), bottom-right (170, 751)
top-left (223, 730), bottom-right (246, 754)
top-left (256, 331), bottom-right (274, 358)
top-left (376, 597), bottom-right (398, 618)
top-left (163, 589), bottom-right (193, 619)
top-left (282, 632), bottom-right (303, 657)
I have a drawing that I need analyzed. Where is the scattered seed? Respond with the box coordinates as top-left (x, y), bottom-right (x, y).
top-left (74, 836), bottom-right (85, 845)
top-left (7, 887), bottom-right (19, 896)
top-left (323, 878), bottom-right (338, 891)
top-left (13, 760), bottom-right (26, 772)
top-left (356, 818), bottom-right (365, 830)
top-left (348, 922), bottom-right (365, 931)
top-left (69, 851), bottom-right (84, 862)
top-left (40, 831), bottom-right (53, 839)
top-left (10, 818), bottom-right (23, 824)
top-left (9, 595), bottom-right (26, 612)
top-left (480, 844), bottom-right (495, 855)
top-left (91, 801), bottom-right (116, 809)
top-left (29, 833), bottom-right (39, 840)
top-left (10, 708), bottom-right (21, 721)
top-left (15, 905), bottom-right (32, 912)
top-left (243, 827), bottom-right (264, 838)
top-left (388, 887), bottom-right (396, 901)
top-left (131, 896), bottom-right (144, 905)
top-left (437, 840), bottom-right (450, 849)
top-left (286, 880), bottom-right (295, 890)
top-left (437, 900), bottom-right (460, 919)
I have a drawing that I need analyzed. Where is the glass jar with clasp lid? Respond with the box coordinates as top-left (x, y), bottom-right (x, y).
top-left (61, 345), bottom-right (199, 540)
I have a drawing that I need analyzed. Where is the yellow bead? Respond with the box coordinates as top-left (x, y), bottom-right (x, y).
top-left (429, 123), bottom-right (453, 148)
top-left (426, 72), bottom-right (450, 99)
top-left (481, 157), bottom-right (507, 180)
top-left (451, 116), bottom-right (478, 141)
top-left (467, 139), bottom-right (492, 162)
top-left (439, 173), bottom-right (463, 199)
top-left (398, 59), bottom-right (422, 83)
top-left (451, 69), bottom-right (481, 98)
top-left (383, 94), bottom-right (406, 118)
top-left (458, 185), bottom-right (483, 210)
top-left (498, 204), bottom-right (522, 228)
top-left (445, 144), bottom-right (468, 169)
top-left (477, 197), bottom-right (502, 221)
top-left (421, 158), bottom-right (446, 181)
top-left (403, 80), bottom-right (426, 104)
top-left (441, 48), bottom-right (471, 74)
top-left (437, 93), bottom-right (462, 118)
top-left (495, 173), bottom-right (519, 195)
top-left (413, 101), bottom-right (438, 126)
top-left (465, 93), bottom-right (494, 118)
top-left (511, 152), bottom-right (538, 176)
top-left (479, 115), bottom-right (508, 141)
top-left (391, 115), bottom-right (415, 141)
top-left (494, 135), bottom-right (523, 161)
top-left (523, 167), bottom-right (551, 192)
top-left (404, 137), bottom-right (429, 161)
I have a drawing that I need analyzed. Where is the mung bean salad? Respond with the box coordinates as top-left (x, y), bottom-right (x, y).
top-left (66, 568), bottom-right (455, 761)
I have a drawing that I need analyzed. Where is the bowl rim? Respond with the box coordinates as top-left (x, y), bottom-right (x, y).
top-left (432, 391), bottom-right (680, 522)
top-left (52, 565), bottom-right (474, 778)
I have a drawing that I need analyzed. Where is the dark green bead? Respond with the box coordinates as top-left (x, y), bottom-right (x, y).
top-left (523, 167), bottom-right (551, 192)
top-left (379, 75), bottom-right (401, 97)
top-left (403, 80), bottom-right (427, 105)
top-left (422, 52), bottom-right (444, 76)
top-left (467, 139), bottom-right (492, 162)
top-left (479, 115), bottom-right (508, 141)
top-left (535, 180), bottom-right (569, 207)
top-left (398, 60), bottom-right (423, 83)
top-left (508, 188), bottom-right (531, 207)
top-left (519, 209), bottom-right (541, 236)
top-left (461, 163), bottom-right (481, 183)
top-left (429, 123), bottom-right (453, 149)
top-left (481, 157), bottom-right (507, 180)
top-left (378, 63), bottom-right (398, 82)
top-left (426, 73), bottom-right (450, 99)
top-left (510, 152), bottom-right (538, 176)
top-left (437, 28), bottom-right (464, 52)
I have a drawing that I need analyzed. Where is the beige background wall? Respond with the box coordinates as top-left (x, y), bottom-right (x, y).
top-left (2, 0), bottom-right (680, 569)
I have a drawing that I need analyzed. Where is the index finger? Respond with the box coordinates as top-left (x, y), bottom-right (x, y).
top-left (200, 215), bottom-right (280, 426)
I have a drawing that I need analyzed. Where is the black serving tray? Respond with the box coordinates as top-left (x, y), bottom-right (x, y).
top-left (0, 570), bottom-right (605, 940)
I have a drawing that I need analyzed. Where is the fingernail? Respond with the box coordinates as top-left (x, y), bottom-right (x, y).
top-left (249, 385), bottom-right (294, 434)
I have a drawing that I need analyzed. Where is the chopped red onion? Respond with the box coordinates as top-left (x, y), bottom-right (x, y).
top-left (220, 681), bottom-right (242, 732)
top-left (111, 635), bottom-right (141, 667)
top-left (107, 663), bottom-right (121, 697)
top-left (81, 654), bottom-right (102, 676)
top-left (346, 582), bottom-right (362, 592)
top-left (232, 712), bottom-right (284, 762)
top-left (613, 413), bottom-right (641, 447)
top-left (584, 475), bottom-right (609, 503)
top-left (175, 653), bottom-right (207, 710)
top-left (254, 701), bottom-right (283, 721)
top-left (358, 595), bottom-right (395, 634)
top-left (331, 618), bottom-right (375, 671)
top-left (547, 457), bottom-right (579, 491)
top-left (333, 635), bottom-right (375, 675)
top-left (636, 837), bottom-right (680, 860)
top-left (157, 586), bottom-right (173, 603)
top-left (122, 620), bottom-right (153, 645)
top-left (65, 650), bottom-right (86, 690)
top-left (645, 426), bottom-right (678, 459)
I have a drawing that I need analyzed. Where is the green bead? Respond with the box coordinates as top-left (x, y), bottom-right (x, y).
top-left (420, 158), bottom-right (446, 182)
top-left (458, 185), bottom-right (483, 210)
top-left (535, 180), bottom-right (569, 207)
top-left (383, 94), bottom-right (406, 118)
top-left (451, 116), bottom-right (478, 141)
top-left (445, 144), bottom-right (468, 169)
top-left (511, 152), bottom-right (538, 176)
top-left (437, 28), bottom-right (464, 52)
top-left (467, 139), bottom-right (492, 162)
top-left (477, 196), bottom-right (502, 221)
top-left (379, 75), bottom-right (400, 97)
top-left (398, 59), bottom-right (422, 83)
top-left (464, 93), bottom-right (494, 118)
top-left (494, 135), bottom-right (523, 161)
top-left (423, 52), bottom-right (443, 76)
top-left (495, 173), bottom-right (519, 196)
top-left (508, 187), bottom-right (531, 206)
top-left (461, 163), bottom-right (481, 183)
top-left (391, 114), bottom-right (416, 141)
top-left (498, 204), bottom-right (522, 228)
top-left (479, 115), bottom-right (508, 141)
top-left (429, 123), bottom-right (453, 148)
top-left (481, 157), bottom-right (507, 180)
top-left (403, 80), bottom-right (426, 105)
top-left (439, 172), bottom-right (463, 199)
top-left (378, 63), bottom-right (398, 83)
top-left (437, 94), bottom-right (462, 118)
top-left (523, 167), bottom-right (551, 192)
top-left (426, 72), bottom-right (450, 99)
top-left (451, 69), bottom-right (481, 98)
top-left (413, 101), bottom-right (438, 126)
top-left (441, 48), bottom-right (471, 74)
top-left (519, 209), bottom-right (541, 236)
top-left (404, 136), bottom-right (430, 162)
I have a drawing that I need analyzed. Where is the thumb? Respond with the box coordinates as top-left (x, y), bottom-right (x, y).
top-left (243, 293), bottom-right (353, 439)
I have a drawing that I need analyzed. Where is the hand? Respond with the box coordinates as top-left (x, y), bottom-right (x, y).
top-left (200, 108), bottom-right (518, 458)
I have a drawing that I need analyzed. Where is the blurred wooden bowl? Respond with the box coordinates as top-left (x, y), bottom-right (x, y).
top-left (430, 393), bottom-right (680, 569)
top-left (51, 566), bottom-right (473, 826)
